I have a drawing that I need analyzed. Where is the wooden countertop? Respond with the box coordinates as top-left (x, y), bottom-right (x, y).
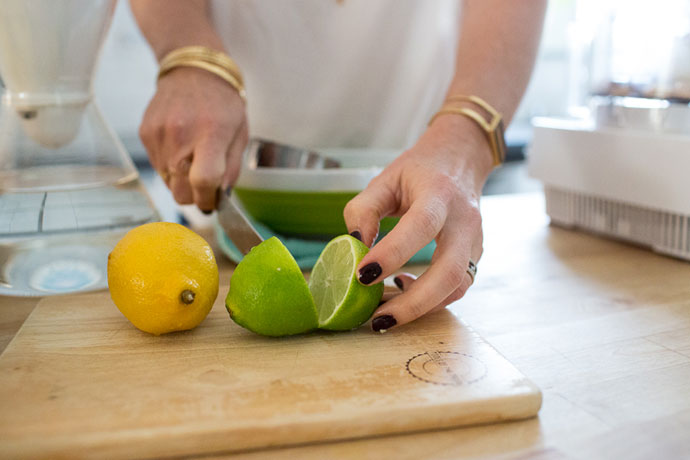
top-left (2, 192), bottom-right (690, 459)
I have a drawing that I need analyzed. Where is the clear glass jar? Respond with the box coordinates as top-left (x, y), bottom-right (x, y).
top-left (568, 0), bottom-right (690, 133)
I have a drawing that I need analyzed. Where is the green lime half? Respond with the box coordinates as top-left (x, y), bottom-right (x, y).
top-left (309, 235), bottom-right (384, 331)
top-left (225, 237), bottom-right (318, 336)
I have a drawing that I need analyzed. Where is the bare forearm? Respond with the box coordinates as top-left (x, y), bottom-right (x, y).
top-left (130, 0), bottom-right (225, 60)
top-left (448, 0), bottom-right (547, 125)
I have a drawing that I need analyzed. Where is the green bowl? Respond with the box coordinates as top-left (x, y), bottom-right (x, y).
top-left (234, 187), bottom-right (399, 238)
top-left (233, 148), bottom-right (401, 238)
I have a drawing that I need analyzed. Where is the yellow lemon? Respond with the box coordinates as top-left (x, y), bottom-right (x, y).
top-left (107, 222), bottom-right (219, 335)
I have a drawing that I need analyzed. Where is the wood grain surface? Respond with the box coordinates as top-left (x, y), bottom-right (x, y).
top-left (0, 282), bottom-right (540, 459)
top-left (2, 193), bottom-right (690, 459)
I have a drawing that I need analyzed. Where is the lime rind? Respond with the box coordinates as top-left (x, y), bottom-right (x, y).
top-left (225, 237), bottom-right (318, 337)
top-left (226, 235), bottom-right (383, 337)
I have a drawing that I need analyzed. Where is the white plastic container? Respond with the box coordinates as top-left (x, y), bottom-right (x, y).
top-left (528, 116), bottom-right (690, 261)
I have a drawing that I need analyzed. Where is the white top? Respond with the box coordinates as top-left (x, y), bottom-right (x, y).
top-left (210, 0), bottom-right (460, 150)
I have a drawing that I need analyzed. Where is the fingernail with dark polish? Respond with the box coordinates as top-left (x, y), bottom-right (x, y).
top-left (359, 262), bottom-right (382, 285)
top-left (350, 230), bottom-right (362, 242)
top-left (393, 276), bottom-right (404, 290)
top-left (201, 209), bottom-right (213, 215)
top-left (372, 315), bottom-right (397, 333)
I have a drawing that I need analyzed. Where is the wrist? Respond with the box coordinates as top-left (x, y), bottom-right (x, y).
top-left (430, 95), bottom-right (507, 168)
top-left (426, 114), bottom-right (495, 188)
top-left (151, 32), bottom-right (227, 61)
top-left (157, 46), bottom-right (246, 102)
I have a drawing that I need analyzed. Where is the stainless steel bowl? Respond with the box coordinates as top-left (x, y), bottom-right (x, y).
top-left (245, 138), bottom-right (341, 170)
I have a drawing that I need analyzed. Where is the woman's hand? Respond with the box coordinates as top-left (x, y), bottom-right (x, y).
top-left (340, 0), bottom-right (546, 332)
top-left (139, 66), bottom-right (248, 212)
top-left (344, 115), bottom-right (494, 332)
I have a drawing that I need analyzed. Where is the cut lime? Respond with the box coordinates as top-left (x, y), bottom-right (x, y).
top-left (225, 235), bottom-right (383, 336)
top-left (225, 237), bottom-right (318, 336)
top-left (309, 235), bottom-right (384, 331)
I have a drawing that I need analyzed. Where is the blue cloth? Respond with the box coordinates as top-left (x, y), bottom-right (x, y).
top-left (215, 218), bottom-right (435, 269)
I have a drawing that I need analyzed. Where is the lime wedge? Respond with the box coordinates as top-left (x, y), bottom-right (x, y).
top-left (309, 235), bottom-right (384, 331)
top-left (225, 235), bottom-right (383, 336)
top-left (225, 237), bottom-right (318, 336)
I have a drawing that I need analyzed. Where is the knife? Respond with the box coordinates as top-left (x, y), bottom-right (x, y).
top-left (216, 187), bottom-right (264, 255)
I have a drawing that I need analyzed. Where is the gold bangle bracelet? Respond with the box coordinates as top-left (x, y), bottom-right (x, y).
top-left (446, 95), bottom-right (501, 121)
top-left (160, 53), bottom-right (244, 87)
top-left (429, 107), bottom-right (491, 132)
top-left (159, 46), bottom-right (244, 86)
top-left (158, 58), bottom-right (246, 102)
top-left (428, 95), bottom-right (507, 167)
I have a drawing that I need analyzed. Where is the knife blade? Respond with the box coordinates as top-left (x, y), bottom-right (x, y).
top-left (216, 188), bottom-right (264, 255)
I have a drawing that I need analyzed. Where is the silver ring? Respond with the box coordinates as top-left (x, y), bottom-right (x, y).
top-left (466, 259), bottom-right (477, 284)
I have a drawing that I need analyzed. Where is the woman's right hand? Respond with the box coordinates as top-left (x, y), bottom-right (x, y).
top-left (139, 66), bottom-right (248, 212)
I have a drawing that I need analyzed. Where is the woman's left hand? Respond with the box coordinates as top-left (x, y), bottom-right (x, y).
top-left (344, 115), bottom-right (494, 332)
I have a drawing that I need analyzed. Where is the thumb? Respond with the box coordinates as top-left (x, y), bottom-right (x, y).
top-left (343, 175), bottom-right (398, 247)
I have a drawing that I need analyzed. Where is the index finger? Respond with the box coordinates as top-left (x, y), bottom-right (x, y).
top-left (188, 133), bottom-right (231, 212)
top-left (356, 194), bottom-right (448, 285)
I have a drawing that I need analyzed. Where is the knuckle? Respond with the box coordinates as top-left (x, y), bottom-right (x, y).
top-left (198, 114), bottom-right (222, 133)
top-left (189, 172), bottom-right (221, 190)
top-left (343, 199), bottom-right (359, 220)
top-left (465, 205), bottom-right (482, 226)
top-left (384, 239), bottom-right (407, 266)
top-left (368, 173), bottom-right (387, 188)
top-left (138, 118), bottom-right (160, 148)
top-left (417, 204), bottom-right (445, 234)
top-left (171, 190), bottom-right (192, 205)
top-left (476, 244), bottom-right (484, 259)
top-left (344, 194), bottom-right (377, 222)
top-left (444, 262), bottom-right (467, 289)
top-left (436, 175), bottom-right (458, 199)
top-left (200, 108), bottom-right (238, 134)
top-left (407, 299), bottom-right (428, 320)
top-left (164, 117), bottom-right (190, 145)
top-left (138, 122), bottom-right (152, 144)
top-left (169, 155), bottom-right (192, 175)
top-left (449, 286), bottom-right (468, 304)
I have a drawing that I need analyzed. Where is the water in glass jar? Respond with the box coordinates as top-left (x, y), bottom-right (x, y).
top-left (0, 178), bottom-right (158, 296)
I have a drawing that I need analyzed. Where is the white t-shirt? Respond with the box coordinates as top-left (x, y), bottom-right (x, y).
top-left (210, 0), bottom-right (460, 150)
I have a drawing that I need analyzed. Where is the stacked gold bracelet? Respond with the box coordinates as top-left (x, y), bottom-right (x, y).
top-left (429, 95), bottom-right (507, 167)
top-left (158, 46), bottom-right (246, 102)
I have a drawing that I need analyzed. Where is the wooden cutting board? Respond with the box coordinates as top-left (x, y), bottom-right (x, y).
top-left (0, 290), bottom-right (541, 459)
